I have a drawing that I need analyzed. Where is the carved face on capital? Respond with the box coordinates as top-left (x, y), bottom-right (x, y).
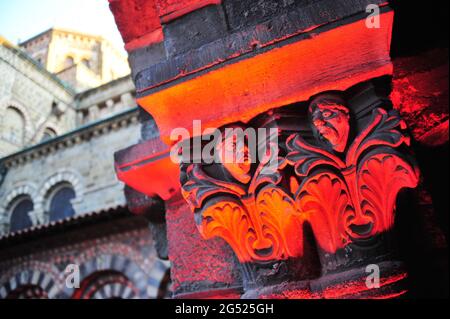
top-left (309, 96), bottom-right (350, 153)
top-left (215, 129), bottom-right (253, 185)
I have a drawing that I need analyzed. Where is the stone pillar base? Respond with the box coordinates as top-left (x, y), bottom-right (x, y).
top-left (242, 261), bottom-right (408, 299)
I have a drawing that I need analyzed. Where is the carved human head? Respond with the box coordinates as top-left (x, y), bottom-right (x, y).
top-left (309, 94), bottom-right (350, 152)
top-left (215, 125), bottom-right (253, 184)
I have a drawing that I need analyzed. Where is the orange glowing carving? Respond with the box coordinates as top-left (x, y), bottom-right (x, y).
top-left (287, 106), bottom-right (420, 252)
top-left (296, 154), bottom-right (419, 252)
top-left (297, 172), bottom-right (353, 253)
top-left (181, 98), bottom-right (420, 263)
top-left (182, 139), bottom-right (303, 262)
top-left (199, 187), bottom-right (304, 262)
top-left (214, 128), bottom-right (254, 185)
top-left (309, 95), bottom-right (350, 153)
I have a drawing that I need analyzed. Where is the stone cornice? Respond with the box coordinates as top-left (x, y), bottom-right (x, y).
top-left (75, 75), bottom-right (134, 109)
top-left (20, 27), bottom-right (104, 49)
top-left (0, 108), bottom-right (139, 168)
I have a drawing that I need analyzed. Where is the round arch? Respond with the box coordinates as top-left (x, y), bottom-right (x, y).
top-left (34, 170), bottom-right (84, 220)
top-left (37, 122), bottom-right (62, 142)
top-left (0, 100), bottom-right (35, 141)
top-left (72, 270), bottom-right (139, 299)
top-left (0, 263), bottom-right (65, 299)
top-left (7, 195), bottom-right (34, 232)
top-left (72, 254), bottom-right (169, 299)
top-left (1, 184), bottom-right (37, 212)
top-left (44, 182), bottom-right (77, 222)
top-left (64, 55), bottom-right (75, 68)
top-left (0, 184), bottom-right (38, 230)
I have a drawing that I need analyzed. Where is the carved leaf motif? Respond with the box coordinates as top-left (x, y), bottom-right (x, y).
top-left (182, 164), bottom-right (246, 210)
top-left (181, 104), bottom-right (421, 263)
top-left (358, 153), bottom-right (420, 234)
top-left (248, 140), bottom-right (286, 195)
top-left (346, 108), bottom-right (410, 166)
top-left (199, 187), bottom-right (304, 263)
top-left (286, 134), bottom-right (345, 177)
top-left (286, 107), bottom-right (419, 252)
top-left (296, 172), bottom-right (354, 253)
top-left (199, 200), bottom-right (255, 262)
top-left (256, 186), bottom-right (304, 260)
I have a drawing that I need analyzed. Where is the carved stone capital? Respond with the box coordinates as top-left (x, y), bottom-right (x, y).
top-left (180, 81), bottom-right (420, 295)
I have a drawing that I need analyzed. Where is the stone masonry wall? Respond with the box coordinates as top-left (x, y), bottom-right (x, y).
top-left (0, 113), bottom-right (140, 235)
top-left (0, 43), bottom-right (75, 158)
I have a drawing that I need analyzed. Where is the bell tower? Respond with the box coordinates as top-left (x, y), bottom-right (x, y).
top-left (20, 28), bottom-right (130, 92)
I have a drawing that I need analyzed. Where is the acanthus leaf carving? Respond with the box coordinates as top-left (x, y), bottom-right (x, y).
top-left (181, 93), bottom-right (420, 266)
top-left (296, 172), bottom-right (354, 253)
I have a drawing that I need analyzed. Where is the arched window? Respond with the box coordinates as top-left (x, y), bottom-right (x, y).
top-left (72, 271), bottom-right (139, 299)
top-left (40, 128), bottom-right (57, 142)
top-left (81, 58), bottom-right (91, 69)
top-left (3, 107), bottom-right (26, 145)
top-left (47, 183), bottom-right (76, 222)
top-left (9, 196), bottom-right (34, 232)
top-left (64, 56), bottom-right (74, 68)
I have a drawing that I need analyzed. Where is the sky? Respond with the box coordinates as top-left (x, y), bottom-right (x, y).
top-left (0, 0), bottom-right (126, 54)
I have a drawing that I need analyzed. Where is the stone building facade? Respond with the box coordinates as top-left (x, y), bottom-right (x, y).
top-left (0, 29), bottom-right (169, 298)
top-left (0, 105), bottom-right (140, 231)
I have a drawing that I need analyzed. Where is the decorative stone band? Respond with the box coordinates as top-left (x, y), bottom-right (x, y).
top-left (1, 108), bottom-right (139, 169)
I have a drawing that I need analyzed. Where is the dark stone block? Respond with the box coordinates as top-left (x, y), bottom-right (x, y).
top-left (165, 194), bottom-right (242, 296)
top-left (124, 186), bottom-right (168, 260)
top-left (128, 42), bottom-right (166, 79)
top-left (163, 5), bottom-right (228, 57)
top-left (138, 107), bottom-right (159, 141)
top-left (223, 0), bottom-right (318, 30)
top-left (134, 0), bottom-right (386, 95)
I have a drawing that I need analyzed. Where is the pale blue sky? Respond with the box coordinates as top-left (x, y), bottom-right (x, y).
top-left (0, 0), bottom-right (126, 54)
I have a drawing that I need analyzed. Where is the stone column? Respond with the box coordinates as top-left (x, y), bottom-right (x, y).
top-left (120, 92), bottom-right (134, 108)
top-left (89, 104), bottom-right (100, 122)
top-left (111, 0), bottom-right (420, 298)
top-left (105, 99), bottom-right (115, 115)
